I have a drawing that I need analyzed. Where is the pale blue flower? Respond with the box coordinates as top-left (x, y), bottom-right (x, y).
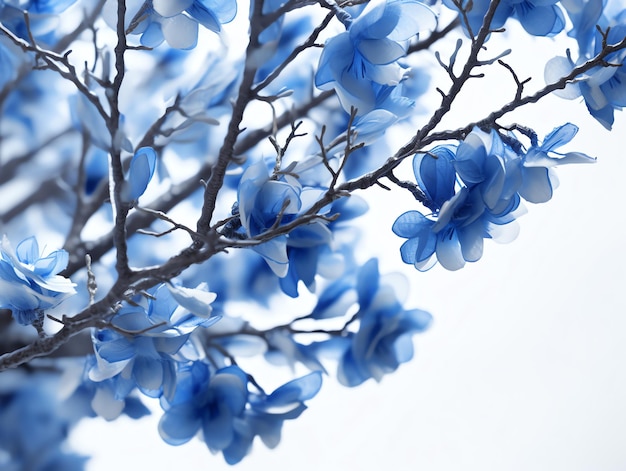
top-left (222, 372), bottom-right (322, 464)
top-left (0, 235), bottom-right (76, 325)
top-left (444, 0), bottom-right (564, 37)
top-left (333, 259), bottom-right (431, 386)
top-left (393, 125), bottom-right (593, 270)
top-left (237, 161), bottom-right (335, 278)
top-left (545, 24), bottom-right (626, 130)
top-left (518, 123), bottom-right (595, 203)
top-left (158, 363), bottom-right (248, 450)
top-left (104, 0), bottom-right (237, 50)
top-left (393, 130), bottom-right (523, 270)
top-left (315, 0), bottom-right (436, 114)
top-left (89, 284), bottom-right (220, 400)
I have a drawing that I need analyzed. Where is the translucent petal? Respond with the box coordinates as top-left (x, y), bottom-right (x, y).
top-left (357, 38), bottom-right (406, 64)
top-left (152, 0), bottom-right (193, 17)
top-left (392, 332), bottom-right (415, 363)
top-left (518, 4), bottom-right (564, 36)
top-left (544, 56), bottom-right (581, 99)
top-left (167, 283), bottom-right (217, 318)
top-left (541, 123), bottom-right (578, 151)
top-left (436, 230), bottom-right (465, 271)
top-left (488, 220), bottom-right (521, 243)
top-left (405, 308), bottom-right (433, 331)
top-left (161, 15), bottom-right (199, 49)
top-left (91, 387), bottom-right (125, 421)
top-left (187, 2), bottom-right (220, 31)
top-left (386, 1), bottom-right (438, 40)
top-left (33, 250), bottom-right (68, 277)
top-left (519, 167), bottom-right (553, 203)
top-left (356, 259), bottom-right (379, 311)
top-left (287, 223), bottom-right (332, 247)
top-left (140, 22), bottom-right (165, 48)
top-left (134, 356), bottom-right (164, 391)
top-left (254, 238), bottom-right (289, 277)
top-left (351, 0), bottom-right (388, 39)
top-left (97, 338), bottom-right (135, 363)
top-left (263, 371), bottom-right (322, 412)
top-left (112, 309), bottom-right (151, 332)
top-left (414, 147), bottom-right (456, 209)
top-left (458, 222), bottom-right (484, 262)
top-left (127, 147), bottom-right (157, 200)
top-left (354, 109), bottom-right (398, 143)
top-left (153, 334), bottom-right (190, 355)
top-left (0, 279), bottom-right (40, 314)
top-left (197, 0), bottom-right (237, 23)
top-left (392, 210), bottom-right (433, 238)
top-left (314, 35), bottom-right (352, 88)
top-left (212, 374), bottom-right (247, 414)
top-left (16, 236), bottom-right (39, 263)
top-left (159, 404), bottom-right (201, 445)
top-left (362, 60), bottom-right (405, 85)
top-left (603, 71), bottom-right (626, 107)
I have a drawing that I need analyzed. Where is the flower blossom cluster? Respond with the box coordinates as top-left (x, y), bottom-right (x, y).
top-left (546, 0), bottom-right (626, 129)
top-left (0, 236), bottom-right (76, 325)
top-left (393, 124), bottom-right (595, 270)
top-left (102, 0), bottom-right (237, 49)
top-left (315, 0), bottom-right (436, 136)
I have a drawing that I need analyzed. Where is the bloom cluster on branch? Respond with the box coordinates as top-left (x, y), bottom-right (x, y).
top-left (1, 0), bottom-right (625, 467)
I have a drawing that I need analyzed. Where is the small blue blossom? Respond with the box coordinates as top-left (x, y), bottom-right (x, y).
top-left (89, 284), bottom-right (220, 401)
top-left (330, 259), bottom-right (431, 386)
top-left (223, 371), bottom-right (322, 464)
top-left (237, 161), bottom-right (332, 278)
top-left (444, 0), bottom-right (564, 37)
top-left (0, 0), bottom-right (78, 41)
top-left (315, 0), bottom-right (436, 114)
top-left (545, 23), bottom-right (626, 129)
top-left (0, 235), bottom-right (76, 325)
top-left (104, 0), bottom-right (237, 49)
top-left (517, 123), bottom-right (595, 202)
top-left (393, 133), bottom-right (523, 271)
top-left (393, 125), bottom-right (594, 270)
top-left (158, 363), bottom-right (248, 451)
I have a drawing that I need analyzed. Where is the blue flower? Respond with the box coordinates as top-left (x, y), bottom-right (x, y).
top-left (393, 125), bottom-right (594, 270)
top-left (545, 24), bottom-right (626, 130)
top-left (103, 0), bottom-right (237, 49)
top-left (0, 0), bottom-right (78, 41)
top-left (158, 363), bottom-right (248, 451)
top-left (444, 0), bottom-right (564, 37)
top-left (315, 0), bottom-right (436, 114)
top-left (89, 284), bottom-right (220, 400)
top-left (73, 356), bottom-right (152, 421)
top-left (334, 259), bottom-right (431, 386)
top-left (237, 161), bottom-right (333, 278)
top-left (517, 123), bottom-right (595, 203)
top-left (393, 130), bottom-right (523, 270)
top-left (222, 372), bottom-right (323, 464)
top-left (0, 236), bottom-right (76, 325)
top-left (561, 0), bottom-right (605, 56)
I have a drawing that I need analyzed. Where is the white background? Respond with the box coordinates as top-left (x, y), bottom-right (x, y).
top-left (70, 7), bottom-right (626, 471)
